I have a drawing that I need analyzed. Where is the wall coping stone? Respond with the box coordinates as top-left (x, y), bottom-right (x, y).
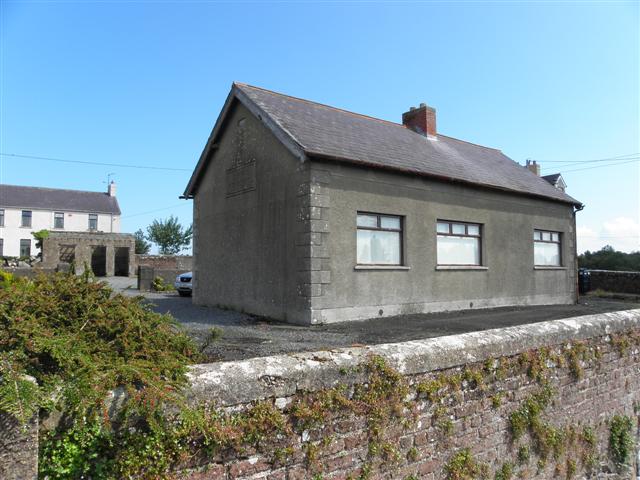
top-left (187, 308), bottom-right (640, 407)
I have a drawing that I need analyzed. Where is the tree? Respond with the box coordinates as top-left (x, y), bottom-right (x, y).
top-left (32, 229), bottom-right (49, 260)
top-left (146, 216), bottom-right (193, 255)
top-left (578, 245), bottom-right (640, 272)
top-left (134, 229), bottom-right (151, 254)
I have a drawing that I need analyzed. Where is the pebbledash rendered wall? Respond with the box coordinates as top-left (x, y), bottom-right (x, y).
top-left (177, 310), bottom-right (640, 480)
top-left (192, 102), bottom-right (578, 325)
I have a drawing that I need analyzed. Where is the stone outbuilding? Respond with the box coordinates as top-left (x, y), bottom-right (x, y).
top-left (41, 231), bottom-right (135, 277)
top-left (183, 83), bottom-right (584, 325)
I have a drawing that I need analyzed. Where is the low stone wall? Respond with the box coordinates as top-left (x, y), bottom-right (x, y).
top-left (183, 310), bottom-right (640, 479)
top-left (589, 269), bottom-right (640, 294)
top-left (0, 412), bottom-right (38, 479)
top-left (137, 265), bottom-right (187, 291)
top-left (135, 255), bottom-right (193, 271)
top-left (2, 311), bottom-right (639, 479)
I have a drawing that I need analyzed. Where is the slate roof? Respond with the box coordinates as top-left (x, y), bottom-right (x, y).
top-left (0, 184), bottom-right (121, 215)
top-left (185, 83), bottom-right (581, 206)
top-left (542, 173), bottom-right (562, 184)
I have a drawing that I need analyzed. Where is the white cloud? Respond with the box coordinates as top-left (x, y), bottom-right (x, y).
top-left (577, 217), bottom-right (640, 253)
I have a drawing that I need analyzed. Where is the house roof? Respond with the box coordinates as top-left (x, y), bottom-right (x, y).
top-left (0, 184), bottom-right (121, 215)
top-left (542, 173), bottom-right (562, 184)
top-left (184, 83), bottom-right (581, 206)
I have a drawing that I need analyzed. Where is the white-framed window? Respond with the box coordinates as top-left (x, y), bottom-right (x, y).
top-left (437, 220), bottom-right (482, 266)
top-left (54, 212), bottom-right (65, 229)
top-left (534, 230), bottom-right (561, 266)
top-left (88, 213), bottom-right (98, 230)
top-left (21, 210), bottom-right (32, 227)
top-left (20, 239), bottom-right (31, 258)
top-left (356, 212), bottom-right (403, 265)
top-left (0, 209), bottom-right (4, 227)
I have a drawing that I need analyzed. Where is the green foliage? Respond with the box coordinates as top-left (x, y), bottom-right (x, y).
top-left (578, 245), bottom-right (640, 271)
top-left (134, 229), bottom-right (151, 254)
top-left (146, 215), bottom-right (193, 255)
top-left (494, 462), bottom-right (513, 480)
top-left (32, 229), bottom-right (49, 259)
top-left (508, 385), bottom-right (555, 440)
top-left (609, 415), bottom-right (634, 467)
top-left (152, 276), bottom-right (174, 291)
top-left (0, 271), bottom-right (199, 478)
top-left (517, 445), bottom-right (530, 464)
top-left (444, 448), bottom-right (488, 480)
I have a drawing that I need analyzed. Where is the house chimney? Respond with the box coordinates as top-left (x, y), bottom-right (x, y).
top-left (525, 159), bottom-right (541, 176)
top-left (402, 103), bottom-right (437, 138)
top-left (108, 181), bottom-right (117, 197)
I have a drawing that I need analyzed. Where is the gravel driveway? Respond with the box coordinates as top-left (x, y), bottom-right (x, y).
top-left (107, 278), bottom-right (640, 362)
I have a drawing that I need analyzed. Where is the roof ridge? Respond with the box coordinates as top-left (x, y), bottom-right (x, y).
top-left (234, 83), bottom-right (504, 153)
top-left (234, 82), bottom-right (404, 128)
top-left (0, 184), bottom-right (110, 196)
top-left (436, 134), bottom-right (501, 152)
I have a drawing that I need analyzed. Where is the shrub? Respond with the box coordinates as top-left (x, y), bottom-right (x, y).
top-left (0, 271), bottom-right (199, 478)
top-left (152, 276), bottom-right (174, 292)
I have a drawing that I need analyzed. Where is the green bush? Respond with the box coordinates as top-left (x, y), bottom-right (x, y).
top-left (0, 271), bottom-right (199, 478)
top-left (152, 276), bottom-right (174, 292)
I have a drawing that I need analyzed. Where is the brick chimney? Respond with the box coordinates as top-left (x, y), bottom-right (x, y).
top-left (108, 181), bottom-right (117, 197)
top-left (525, 159), bottom-right (541, 176)
top-left (402, 103), bottom-right (437, 138)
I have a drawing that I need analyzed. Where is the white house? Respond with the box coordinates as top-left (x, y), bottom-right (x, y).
top-left (0, 182), bottom-right (121, 258)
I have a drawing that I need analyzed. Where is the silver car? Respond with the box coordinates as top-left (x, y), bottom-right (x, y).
top-left (174, 272), bottom-right (192, 297)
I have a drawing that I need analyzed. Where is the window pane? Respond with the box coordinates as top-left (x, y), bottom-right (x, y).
top-left (437, 235), bottom-right (480, 265)
top-left (357, 230), bottom-right (401, 264)
top-left (437, 222), bottom-right (450, 234)
top-left (542, 231), bottom-right (551, 241)
top-left (467, 224), bottom-right (480, 236)
top-left (451, 223), bottom-right (465, 235)
top-left (380, 216), bottom-right (400, 230)
top-left (533, 231), bottom-right (541, 240)
top-left (534, 241), bottom-right (560, 266)
top-left (22, 211), bottom-right (32, 227)
top-left (357, 214), bottom-right (378, 228)
top-left (551, 232), bottom-right (559, 242)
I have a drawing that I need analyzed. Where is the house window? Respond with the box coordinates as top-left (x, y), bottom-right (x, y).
top-left (88, 214), bottom-right (98, 230)
top-left (0, 209), bottom-right (4, 226)
top-left (356, 213), bottom-right (403, 265)
top-left (437, 220), bottom-right (482, 266)
top-left (21, 210), bottom-right (32, 227)
top-left (534, 230), bottom-right (561, 266)
top-left (54, 212), bottom-right (65, 229)
top-left (20, 239), bottom-right (31, 258)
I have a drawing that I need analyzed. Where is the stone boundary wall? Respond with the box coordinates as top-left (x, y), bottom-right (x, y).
top-left (184, 310), bottom-right (640, 479)
top-left (137, 265), bottom-right (188, 292)
top-left (2, 311), bottom-right (639, 479)
top-left (135, 255), bottom-right (193, 271)
top-left (588, 269), bottom-right (640, 295)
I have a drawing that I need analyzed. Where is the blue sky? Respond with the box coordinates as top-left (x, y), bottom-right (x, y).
top-left (1, 0), bottom-right (638, 253)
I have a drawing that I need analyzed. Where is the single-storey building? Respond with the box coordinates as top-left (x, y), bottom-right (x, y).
top-left (183, 83), bottom-right (583, 325)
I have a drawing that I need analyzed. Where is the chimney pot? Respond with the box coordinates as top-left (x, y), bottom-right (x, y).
top-left (402, 103), bottom-right (437, 137)
top-left (525, 160), bottom-right (541, 176)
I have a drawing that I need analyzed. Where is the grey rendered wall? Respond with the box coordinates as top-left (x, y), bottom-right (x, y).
top-left (309, 162), bottom-right (577, 324)
top-left (193, 102), bottom-right (312, 323)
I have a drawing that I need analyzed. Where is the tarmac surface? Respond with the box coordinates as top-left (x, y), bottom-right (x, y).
top-left (104, 277), bottom-right (640, 362)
